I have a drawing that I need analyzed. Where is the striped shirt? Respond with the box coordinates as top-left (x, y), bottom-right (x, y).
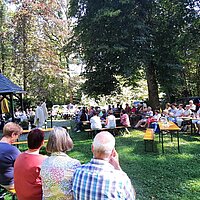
top-left (72, 158), bottom-right (135, 200)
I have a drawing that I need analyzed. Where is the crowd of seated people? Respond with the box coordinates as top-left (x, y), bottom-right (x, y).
top-left (13, 107), bottom-right (36, 123)
top-left (145, 100), bottom-right (200, 134)
top-left (6, 103), bottom-right (48, 130)
top-left (164, 101), bottom-right (200, 133)
top-left (0, 107), bottom-right (36, 131)
top-left (0, 122), bottom-right (135, 200)
top-left (74, 101), bottom-right (200, 132)
top-left (127, 99), bottom-right (200, 134)
top-left (74, 104), bottom-right (133, 132)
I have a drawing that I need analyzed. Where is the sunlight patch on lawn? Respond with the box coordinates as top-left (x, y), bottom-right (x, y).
top-left (180, 178), bottom-right (200, 193)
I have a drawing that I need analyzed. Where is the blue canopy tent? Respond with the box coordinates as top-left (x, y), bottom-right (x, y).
top-left (0, 73), bottom-right (26, 122)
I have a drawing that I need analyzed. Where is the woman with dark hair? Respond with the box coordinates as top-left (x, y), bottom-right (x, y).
top-left (76, 108), bottom-right (88, 132)
top-left (90, 111), bottom-right (102, 130)
top-left (14, 128), bottom-right (47, 200)
top-left (40, 127), bottom-right (81, 200)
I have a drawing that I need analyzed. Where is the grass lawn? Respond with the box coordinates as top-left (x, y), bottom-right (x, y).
top-left (4, 120), bottom-right (200, 199)
top-left (68, 129), bottom-right (200, 200)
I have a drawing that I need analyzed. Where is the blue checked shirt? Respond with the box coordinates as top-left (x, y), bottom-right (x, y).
top-left (72, 158), bottom-right (135, 200)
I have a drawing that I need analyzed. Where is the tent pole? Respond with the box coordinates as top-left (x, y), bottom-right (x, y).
top-left (10, 94), bottom-right (15, 122)
top-left (20, 94), bottom-right (24, 111)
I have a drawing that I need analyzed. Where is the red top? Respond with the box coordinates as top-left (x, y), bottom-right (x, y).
top-left (120, 114), bottom-right (130, 127)
top-left (14, 152), bottom-right (46, 200)
top-left (131, 107), bottom-right (137, 113)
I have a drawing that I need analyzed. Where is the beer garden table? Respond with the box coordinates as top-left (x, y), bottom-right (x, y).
top-left (158, 121), bottom-right (181, 153)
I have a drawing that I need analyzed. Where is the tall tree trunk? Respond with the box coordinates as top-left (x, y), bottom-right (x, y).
top-left (0, 39), bottom-right (5, 73)
top-left (22, 14), bottom-right (27, 91)
top-left (0, 3), bottom-right (5, 73)
top-left (197, 64), bottom-right (200, 96)
top-left (146, 61), bottom-right (160, 110)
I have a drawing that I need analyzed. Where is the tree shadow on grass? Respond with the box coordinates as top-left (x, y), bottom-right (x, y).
top-left (60, 128), bottom-right (200, 200)
top-left (114, 131), bottom-right (200, 200)
top-left (181, 134), bottom-right (200, 142)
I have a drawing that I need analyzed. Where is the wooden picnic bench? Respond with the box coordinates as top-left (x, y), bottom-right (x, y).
top-left (22, 127), bottom-right (53, 134)
top-left (12, 139), bottom-right (48, 147)
top-left (0, 185), bottom-right (16, 200)
top-left (143, 128), bottom-right (155, 152)
top-left (13, 128), bottom-right (54, 148)
top-left (14, 126), bottom-right (72, 147)
top-left (84, 126), bottom-right (131, 138)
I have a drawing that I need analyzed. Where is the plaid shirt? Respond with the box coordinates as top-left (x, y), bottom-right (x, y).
top-left (73, 158), bottom-right (135, 200)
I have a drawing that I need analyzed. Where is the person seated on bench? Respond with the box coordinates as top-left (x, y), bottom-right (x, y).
top-left (147, 110), bottom-right (161, 128)
top-left (40, 127), bottom-right (81, 199)
top-left (189, 100), bottom-right (196, 112)
top-left (120, 110), bottom-right (131, 134)
top-left (72, 131), bottom-right (136, 199)
top-left (125, 103), bottom-right (131, 115)
top-left (100, 109), bottom-right (107, 121)
top-left (105, 110), bottom-right (116, 129)
top-left (0, 122), bottom-right (22, 190)
top-left (170, 103), bottom-right (178, 116)
top-left (192, 107), bottom-right (200, 134)
top-left (14, 129), bottom-right (47, 200)
top-left (181, 105), bottom-right (193, 131)
top-left (174, 104), bottom-right (184, 127)
top-left (90, 111), bottom-right (102, 131)
top-left (76, 108), bottom-right (88, 132)
top-left (134, 107), bottom-right (153, 129)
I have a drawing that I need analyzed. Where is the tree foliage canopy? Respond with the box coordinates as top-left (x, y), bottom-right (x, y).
top-left (0, 0), bottom-right (199, 109)
top-left (69, 0), bottom-right (200, 108)
top-left (0, 0), bottom-right (81, 107)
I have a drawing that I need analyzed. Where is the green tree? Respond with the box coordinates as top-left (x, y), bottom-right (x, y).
top-left (152, 0), bottom-right (200, 101)
top-left (69, 0), bottom-right (199, 109)
top-left (2, 0), bottom-right (75, 106)
top-left (0, 1), bottom-right (6, 73)
top-left (0, 0), bottom-right (13, 74)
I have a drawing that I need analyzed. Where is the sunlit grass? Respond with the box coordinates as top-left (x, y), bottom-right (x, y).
top-left (68, 128), bottom-right (200, 200)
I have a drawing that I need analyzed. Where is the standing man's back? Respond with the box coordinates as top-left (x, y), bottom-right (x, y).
top-left (73, 131), bottom-right (135, 200)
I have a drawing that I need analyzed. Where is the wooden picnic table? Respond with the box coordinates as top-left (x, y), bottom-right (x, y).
top-left (158, 121), bottom-right (181, 153)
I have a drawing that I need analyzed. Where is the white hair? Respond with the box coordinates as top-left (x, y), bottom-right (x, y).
top-left (92, 131), bottom-right (115, 155)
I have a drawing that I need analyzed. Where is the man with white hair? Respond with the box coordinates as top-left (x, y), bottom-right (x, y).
top-left (181, 105), bottom-right (193, 131)
top-left (72, 131), bottom-right (135, 200)
top-left (189, 100), bottom-right (196, 112)
top-left (175, 104), bottom-right (185, 127)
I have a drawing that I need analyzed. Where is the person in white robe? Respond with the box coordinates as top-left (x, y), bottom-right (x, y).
top-left (34, 102), bottom-right (48, 128)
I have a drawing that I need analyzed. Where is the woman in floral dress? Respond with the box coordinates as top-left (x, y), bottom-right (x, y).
top-left (40, 127), bottom-right (81, 200)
